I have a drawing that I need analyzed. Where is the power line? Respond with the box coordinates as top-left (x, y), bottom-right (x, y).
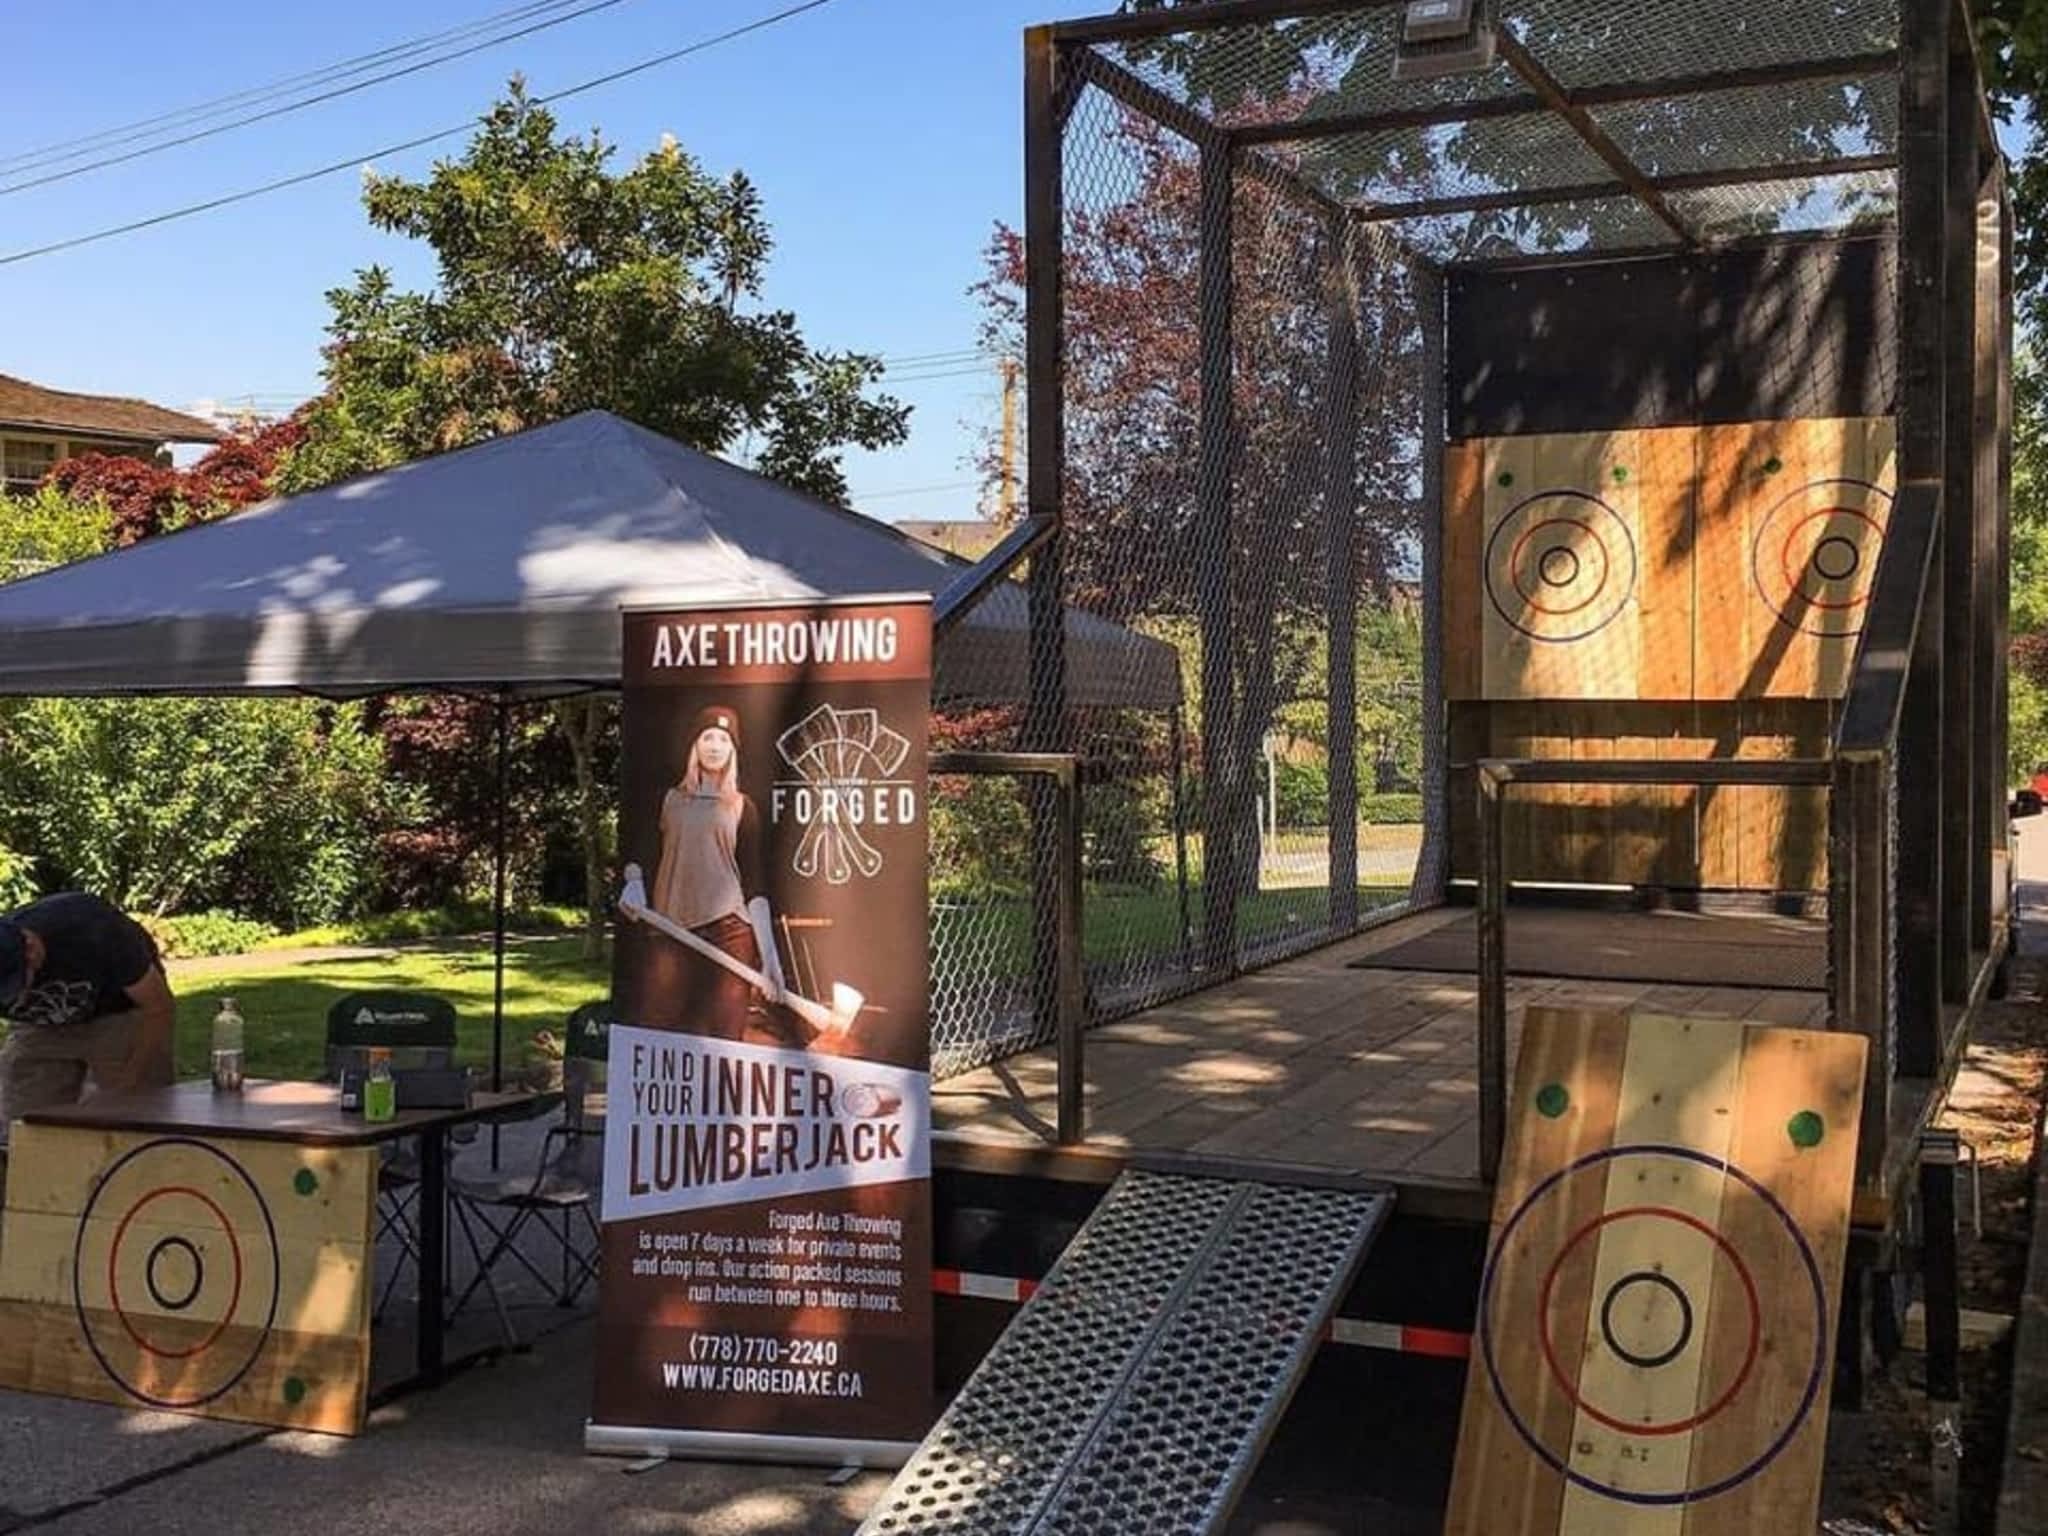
top-left (852, 478), bottom-right (981, 502)
top-left (0, 0), bottom-right (585, 175)
top-left (0, 0), bottom-right (646, 199)
top-left (0, 0), bottom-right (841, 269)
top-left (880, 347), bottom-right (989, 368)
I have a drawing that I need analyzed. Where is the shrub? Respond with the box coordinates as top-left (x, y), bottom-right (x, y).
top-left (143, 910), bottom-right (281, 959)
top-left (931, 775), bottom-right (1031, 902)
top-left (1360, 791), bottom-right (1424, 825)
top-left (0, 697), bottom-right (389, 927)
top-left (1271, 758), bottom-right (1328, 829)
top-left (1083, 776), bottom-right (1167, 889)
top-left (0, 844), bottom-right (35, 909)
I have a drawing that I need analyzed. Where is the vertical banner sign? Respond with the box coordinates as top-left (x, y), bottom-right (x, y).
top-left (590, 597), bottom-right (932, 1463)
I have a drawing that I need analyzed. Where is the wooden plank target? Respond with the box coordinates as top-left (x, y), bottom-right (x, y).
top-left (0, 1124), bottom-right (375, 1434)
top-left (1476, 430), bottom-right (1692, 702)
top-left (1696, 418), bottom-right (1897, 699)
top-left (1445, 1007), bottom-right (1864, 1534)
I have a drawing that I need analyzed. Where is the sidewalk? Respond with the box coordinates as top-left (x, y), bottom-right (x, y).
top-left (14, 1314), bottom-right (886, 1536)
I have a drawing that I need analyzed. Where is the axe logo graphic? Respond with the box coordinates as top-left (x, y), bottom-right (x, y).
top-left (770, 705), bottom-right (918, 885)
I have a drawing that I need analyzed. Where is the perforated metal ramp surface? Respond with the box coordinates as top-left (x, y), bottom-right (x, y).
top-left (858, 1171), bottom-right (1392, 1536)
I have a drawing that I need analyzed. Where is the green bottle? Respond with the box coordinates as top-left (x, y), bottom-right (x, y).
top-left (364, 1048), bottom-right (397, 1123)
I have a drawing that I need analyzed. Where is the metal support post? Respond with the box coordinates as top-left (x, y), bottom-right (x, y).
top-left (1024, 27), bottom-right (1070, 1057)
top-left (1939, 31), bottom-right (1978, 1004)
top-left (1196, 140), bottom-right (1239, 976)
top-left (1169, 706), bottom-right (1194, 966)
top-left (1055, 761), bottom-right (1086, 1147)
top-left (1477, 765), bottom-right (1508, 1184)
top-left (1921, 1129), bottom-right (1963, 1532)
top-left (1971, 169), bottom-right (2004, 954)
top-left (1835, 1260), bottom-right (1868, 1411)
top-left (1896, 0), bottom-right (1949, 1064)
top-left (1831, 750), bottom-right (1895, 1187)
top-left (1325, 219), bottom-right (1360, 934)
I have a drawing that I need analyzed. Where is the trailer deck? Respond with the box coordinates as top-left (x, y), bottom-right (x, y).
top-left (933, 905), bottom-right (1830, 1190)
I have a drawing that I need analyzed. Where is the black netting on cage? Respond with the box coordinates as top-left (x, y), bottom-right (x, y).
top-left (921, 0), bottom-right (1919, 1081)
top-left (924, 50), bottom-right (1438, 1081)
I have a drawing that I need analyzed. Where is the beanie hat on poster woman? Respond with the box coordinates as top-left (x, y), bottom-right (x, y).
top-left (692, 704), bottom-right (741, 749)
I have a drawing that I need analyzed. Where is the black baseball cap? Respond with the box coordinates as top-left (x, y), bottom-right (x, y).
top-left (0, 919), bottom-right (25, 1012)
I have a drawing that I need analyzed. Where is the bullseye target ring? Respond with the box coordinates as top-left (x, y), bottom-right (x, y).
top-left (1750, 478), bottom-right (1893, 638)
top-left (1484, 490), bottom-right (1638, 644)
top-left (72, 1137), bottom-right (280, 1410)
top-left (1478, 1143), bottom-right (1827, 1507)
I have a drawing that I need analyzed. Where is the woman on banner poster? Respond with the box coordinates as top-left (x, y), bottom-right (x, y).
top-left (643, 704), bottom-right (809, 1048)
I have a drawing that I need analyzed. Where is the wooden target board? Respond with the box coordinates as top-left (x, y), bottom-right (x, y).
top-left (1445, 1007), bottom-right (1865, 1535)
top-left (0, 1125), bottom-right (375, 1434)
top-left (1697, 417), bottom-right (1897, 699)
top-left (1476, 429), bottom-right (1693, 702)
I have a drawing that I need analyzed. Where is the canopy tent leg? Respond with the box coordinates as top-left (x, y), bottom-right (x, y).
top-left (491, 692), bottom-right (510, 1170)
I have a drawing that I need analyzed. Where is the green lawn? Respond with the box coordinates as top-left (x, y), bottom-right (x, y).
top-left (934, 880), bottom-right (1411, 977)
top-left (170, 935), bottom-right (610, 1083)
top-left (159, 876), bottom-right (1413, 1083)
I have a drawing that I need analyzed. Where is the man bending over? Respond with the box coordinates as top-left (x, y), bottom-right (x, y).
top-left (0, 892), bottom-right (175, 1138)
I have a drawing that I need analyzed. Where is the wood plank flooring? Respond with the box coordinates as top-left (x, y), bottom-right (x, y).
top-left (931, 908), bottom-right (1830, 1184)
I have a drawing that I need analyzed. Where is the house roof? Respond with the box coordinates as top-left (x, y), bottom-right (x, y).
top-left (0, 373), bottom-right (223, 445)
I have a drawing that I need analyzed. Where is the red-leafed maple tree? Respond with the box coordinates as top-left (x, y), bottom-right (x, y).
top-left (978, 102), bottom-right (1423, 961)
top-left (47, 415), bottom-right (307, 546)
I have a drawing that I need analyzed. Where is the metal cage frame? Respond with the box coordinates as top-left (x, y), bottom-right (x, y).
top-left (951, 0), bottom-right (2014, 1223)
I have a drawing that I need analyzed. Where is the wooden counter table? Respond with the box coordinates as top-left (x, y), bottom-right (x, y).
top-left (0, 1079), bottom-right (554, 1434)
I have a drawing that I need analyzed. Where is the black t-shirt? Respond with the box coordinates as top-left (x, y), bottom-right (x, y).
top-left (4, 893), bottom-right (160, 1030)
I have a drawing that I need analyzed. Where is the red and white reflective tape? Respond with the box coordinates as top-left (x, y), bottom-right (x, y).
top-left (1326, 1317), bottom-right (1471, 1360)
top-left (932, 1268), bottom-right (1039, 1303)
top-left (931, 1269), bottom-right (1470, 1359)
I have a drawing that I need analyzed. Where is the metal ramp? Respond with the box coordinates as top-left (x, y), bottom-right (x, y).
top-left (859, 1171), bottom-right (1392, 1536)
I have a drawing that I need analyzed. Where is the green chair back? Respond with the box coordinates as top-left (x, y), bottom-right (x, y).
top-left (324, 990), bottom-right (457, 1079)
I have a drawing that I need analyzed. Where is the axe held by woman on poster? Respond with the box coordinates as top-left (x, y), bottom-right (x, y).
top-left (617, 864), bottom-right (864, 1041)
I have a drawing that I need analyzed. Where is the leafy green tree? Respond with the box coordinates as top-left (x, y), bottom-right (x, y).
top-left (281, 82), bottom-right (908, 499)
top-left (280, 85), bottom-right (911, 952)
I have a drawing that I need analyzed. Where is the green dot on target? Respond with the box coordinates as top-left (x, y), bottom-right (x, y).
top-left (283, 1377), bottom-right (307, 1405)
top-left (293, 1169), bottom-right (318, 1196)
top-left (1788, 1110), bottom-right (1826, 1149)
top-left (1764, 455), bottom-right (1784, 475)
top-left (1611, 465), bottom-right (1629, 484)
top-left (1536, 1083), bottom-right (1570, 1119)
top-left (1497, 470), bottom-right (1514, 488)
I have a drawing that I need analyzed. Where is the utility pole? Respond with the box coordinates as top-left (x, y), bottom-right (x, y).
top-left (999, 357), bottom-right (1020, 524)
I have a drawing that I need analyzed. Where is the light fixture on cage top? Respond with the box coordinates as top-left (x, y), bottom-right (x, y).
top-left (1392, 0), bottom-right (1499, 81)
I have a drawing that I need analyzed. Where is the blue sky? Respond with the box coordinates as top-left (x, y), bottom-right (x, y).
top-left (0, 0), bottom-right (1095, 518)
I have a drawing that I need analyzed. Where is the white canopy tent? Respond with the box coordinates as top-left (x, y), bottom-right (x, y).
top-left (0, 409), bottom-right (1187, 1099)
top-left (0, 409), bottom-right (1181, 710)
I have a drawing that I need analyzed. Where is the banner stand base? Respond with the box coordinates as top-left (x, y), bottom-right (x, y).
top-left (584, 1422), bottom-right (918, 1470)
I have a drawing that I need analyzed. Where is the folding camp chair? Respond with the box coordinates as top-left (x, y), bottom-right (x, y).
top-left (445, 1000), bottom-right (611, 1344)
top-left (323, 990), bottom-right (459, 1325)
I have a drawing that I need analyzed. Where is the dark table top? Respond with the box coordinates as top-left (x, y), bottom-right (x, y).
top-left (20, 1078), bottom-right (556, 1147)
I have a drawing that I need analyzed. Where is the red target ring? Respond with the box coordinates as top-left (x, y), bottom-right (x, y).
top-left (1750, 478), bottom-right (1892, 638)
top-left (72, 1137), bottom-right (280, 1411)
top-left (1776, 506), bottom-right (1883, 614)
top-left (1484, 490), bottom-right (1638, 645)
top-left (1536, 1204), bottom-right (1762, 1438)
top-left (1508, 517), bottom-right (1612, 619)
top-left (108, 1185), bottom-right (245, 1360)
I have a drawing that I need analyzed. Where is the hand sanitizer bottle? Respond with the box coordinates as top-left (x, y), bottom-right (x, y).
top-left (364, 1048), bottom-right (397, 1123)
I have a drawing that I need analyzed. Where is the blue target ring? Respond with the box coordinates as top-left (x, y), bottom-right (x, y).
top-left (1477, 1142), bottom-right (1828, 1507)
